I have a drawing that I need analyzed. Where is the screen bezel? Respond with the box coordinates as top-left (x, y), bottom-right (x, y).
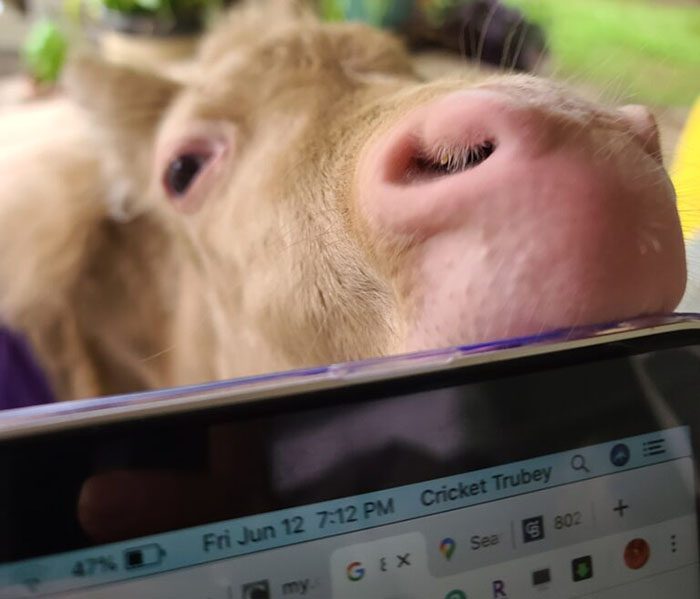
top-left (1, 315), bottom-right (700, 443)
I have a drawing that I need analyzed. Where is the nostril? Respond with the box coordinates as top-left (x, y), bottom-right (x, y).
top-left (405, 138), bottom-right (497, 182)
top-left (379, 91), bottom-right (510, 185)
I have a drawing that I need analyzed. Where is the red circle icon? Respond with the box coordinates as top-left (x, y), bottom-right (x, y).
top-left (624, 538), bottom-right (650, 569)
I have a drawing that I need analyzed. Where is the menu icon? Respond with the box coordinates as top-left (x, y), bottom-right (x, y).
top-left (642, 438), bottom-right (665, 457)
top-left (522, 516), bottom-right (545, 543)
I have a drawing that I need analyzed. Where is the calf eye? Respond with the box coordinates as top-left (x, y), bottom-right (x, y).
top-left (163, 152), bottom-right (211, 197)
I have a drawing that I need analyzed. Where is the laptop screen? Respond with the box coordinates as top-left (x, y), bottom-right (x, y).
top-left (1, 335), bottom-right (699, 598)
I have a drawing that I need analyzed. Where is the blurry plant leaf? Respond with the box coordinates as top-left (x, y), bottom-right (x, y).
top-left (135, 0), bottom-right (164, 10)
top-left (22, 19), bottom-right (69, 83)
top-left (101, 0), bottom-right (210, 16)
top-left (320, 0), bottom-right (345, 21)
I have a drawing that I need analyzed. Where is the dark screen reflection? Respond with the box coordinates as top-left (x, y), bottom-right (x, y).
top-left (2, 345), bottom-right (700, 562)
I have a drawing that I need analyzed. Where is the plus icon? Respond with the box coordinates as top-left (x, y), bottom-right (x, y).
top-left (613, 499), bottom-right (629, 517)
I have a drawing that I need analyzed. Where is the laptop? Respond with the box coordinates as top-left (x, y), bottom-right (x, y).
top-left (1, 314), bottom-right (699, 598)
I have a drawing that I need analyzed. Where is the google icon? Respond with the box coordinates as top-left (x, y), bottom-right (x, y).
top-left (346, 561), bottom-right (365, 581)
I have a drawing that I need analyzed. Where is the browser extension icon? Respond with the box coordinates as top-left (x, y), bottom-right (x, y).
top-left (572, 555), bottom-right (593, 582)
top-left (532, 567), bottom-right (551, 587)
top-left (522, 516), bottom-right (545, 543)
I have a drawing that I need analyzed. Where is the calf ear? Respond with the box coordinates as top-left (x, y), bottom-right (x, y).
top-left (63, 56), bottom-right (181, 217)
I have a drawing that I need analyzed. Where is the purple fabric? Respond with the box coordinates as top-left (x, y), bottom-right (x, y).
top-left (0, 325), bottom-right (55, 410)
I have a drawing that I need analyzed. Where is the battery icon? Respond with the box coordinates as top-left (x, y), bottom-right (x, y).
top-left (123, 544), bottom-right (166, 570)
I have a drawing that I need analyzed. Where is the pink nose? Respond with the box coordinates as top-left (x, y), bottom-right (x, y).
top-left (358, 88), bottom-right (686, 351)
top-left (362, 89), bottom-right (578, 240)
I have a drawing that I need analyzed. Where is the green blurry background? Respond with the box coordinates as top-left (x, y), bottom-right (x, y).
top-left (504, 0), bottom-right (699, 107)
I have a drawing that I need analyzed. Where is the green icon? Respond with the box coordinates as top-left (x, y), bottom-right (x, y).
top-left (445, 590), bottom-right (467, 599)
top-left (572, 555), bottom-right (593, 582)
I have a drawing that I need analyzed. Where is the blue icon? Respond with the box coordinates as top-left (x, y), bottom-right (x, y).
top-left (610, 443), bottom-right (630, 467)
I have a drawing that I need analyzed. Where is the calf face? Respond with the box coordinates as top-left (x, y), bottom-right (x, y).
top-left (3, 3), bottom-right (686, 399)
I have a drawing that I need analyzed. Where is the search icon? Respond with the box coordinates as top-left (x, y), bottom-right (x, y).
top-left (571, 454), bottom-right (590, 473)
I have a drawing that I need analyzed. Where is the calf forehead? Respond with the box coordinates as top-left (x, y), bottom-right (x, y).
top-left (190, 17), bottom-right (415, 113)
top-left (185, 10), bottom-right (617, 140)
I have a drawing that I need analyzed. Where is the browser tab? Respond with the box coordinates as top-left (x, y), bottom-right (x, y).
top-left (330, 532), bottom-right (429, 599)
top-left (425, 501), bottom-right (515, 577)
